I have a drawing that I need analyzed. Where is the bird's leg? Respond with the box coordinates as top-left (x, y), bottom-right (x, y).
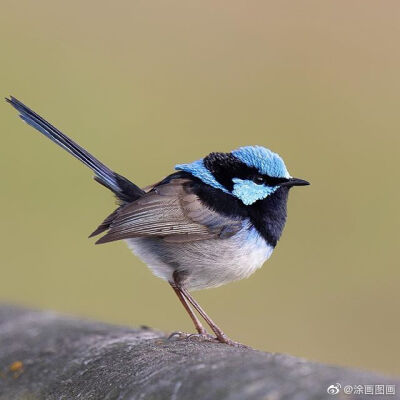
top-left (170, 283), bottom-right (207, 335)
top-left (180, 287), bottom-right (233, 345)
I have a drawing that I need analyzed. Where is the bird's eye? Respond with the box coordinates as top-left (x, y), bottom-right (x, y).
top-left (253, 176), bottom-right (264, 185)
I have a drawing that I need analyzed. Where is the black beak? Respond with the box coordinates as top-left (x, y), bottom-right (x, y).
top-left (281, 178), bottom-right (310, 187)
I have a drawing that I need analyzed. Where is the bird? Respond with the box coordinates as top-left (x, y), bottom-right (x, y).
top-left (6, 96), bottom-right (309, 346)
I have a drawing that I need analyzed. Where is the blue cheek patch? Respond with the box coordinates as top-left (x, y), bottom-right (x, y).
top-left (175, 159), bottom-right (229, 193)
top-left (232, 178), bottom-right (278, 205)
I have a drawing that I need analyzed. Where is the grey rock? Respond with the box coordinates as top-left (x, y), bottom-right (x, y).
top-left (0, 305), bottom-right (397, 400)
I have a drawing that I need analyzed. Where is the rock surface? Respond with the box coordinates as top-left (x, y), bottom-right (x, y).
top-left (0, 305), bottom-right (397, 400)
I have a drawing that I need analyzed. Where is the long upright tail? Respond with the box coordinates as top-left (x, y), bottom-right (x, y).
top-left (6, 96), bottom-right (145, 203)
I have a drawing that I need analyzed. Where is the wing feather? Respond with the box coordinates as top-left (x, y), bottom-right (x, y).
top-left (95, 178), bottom-right (242, 244)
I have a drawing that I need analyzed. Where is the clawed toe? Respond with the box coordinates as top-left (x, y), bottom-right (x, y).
top-left (168, 331), bottom-right (188, 340)
top-left (168, 331), bottom-right (219, 343)
top-left (221, 338), bottom-right (251, 348)
top-left (187, 333), bottom-right (219, 342)
top-left (168, 331), bottom-right (249, 347)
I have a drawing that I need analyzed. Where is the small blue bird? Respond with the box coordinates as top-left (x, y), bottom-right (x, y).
top-left (7, 96), bottom-right (309, 345)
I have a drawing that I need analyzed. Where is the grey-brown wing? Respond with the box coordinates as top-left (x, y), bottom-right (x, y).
top-left (95, 178), bottom-right (243, 244)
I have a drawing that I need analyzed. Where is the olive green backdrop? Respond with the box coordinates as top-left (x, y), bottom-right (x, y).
top-left (1, 1), bottom-right (399, 375)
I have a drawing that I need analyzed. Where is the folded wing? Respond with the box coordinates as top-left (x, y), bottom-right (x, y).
top-left (94, 178), bottom-right (243, 244)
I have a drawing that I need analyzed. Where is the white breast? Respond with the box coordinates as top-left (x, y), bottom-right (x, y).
top-left (126, 223), bottom-right (273, 291)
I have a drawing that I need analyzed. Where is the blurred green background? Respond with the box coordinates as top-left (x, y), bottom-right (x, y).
top-left (1, 1), bottom-right (399, 375)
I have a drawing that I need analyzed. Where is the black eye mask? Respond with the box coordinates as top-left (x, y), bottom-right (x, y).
top-left (203, 152), bottom-right (289, 191)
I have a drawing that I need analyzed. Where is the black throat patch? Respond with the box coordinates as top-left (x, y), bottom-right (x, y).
top-left (182, 171), bottom-right (290, 247)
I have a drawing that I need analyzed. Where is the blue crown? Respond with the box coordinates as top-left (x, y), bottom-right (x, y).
top-left (231, 146), bottom-right (290, 179)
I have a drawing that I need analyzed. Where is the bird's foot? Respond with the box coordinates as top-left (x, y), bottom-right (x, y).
top-left (168, 331), bottom-right (188, 340)
top-left (213, 333), bottom-right (251, 348)
top-left (168, 331), bottom-right (218, 343)
top-left (186, 332), bottom-right (219, 342)
top-left (219, 338), bottom-right (250, 348)
top-left (168, 331), bottom-right (249, 347)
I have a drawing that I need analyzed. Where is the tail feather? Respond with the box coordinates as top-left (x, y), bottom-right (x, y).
top-left (6, 96), bottom-right (144, 203)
